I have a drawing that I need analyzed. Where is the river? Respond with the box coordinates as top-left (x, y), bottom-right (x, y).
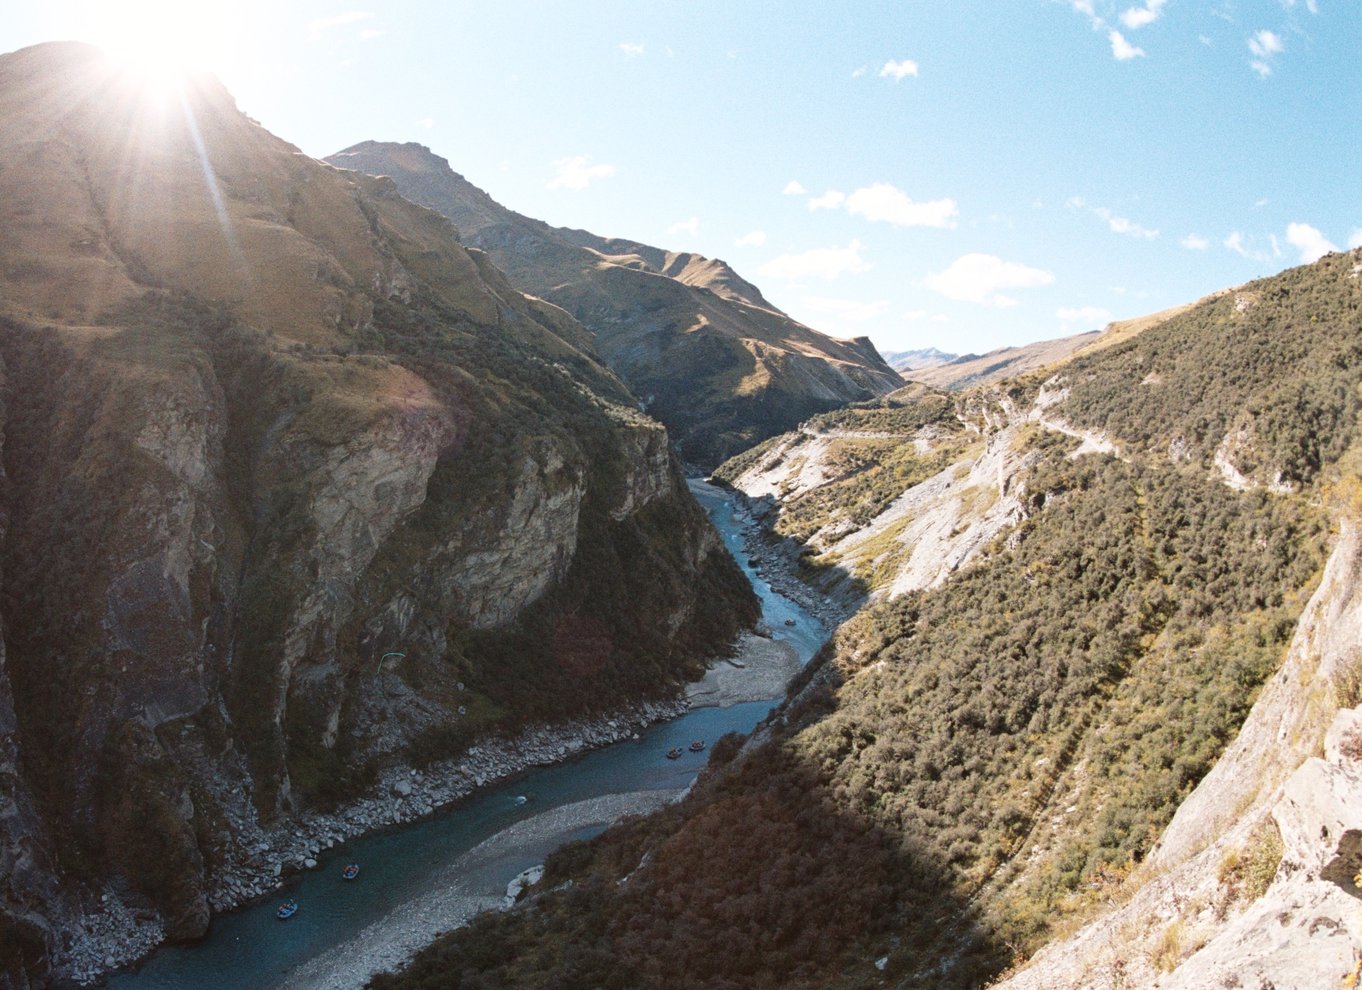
top-left (107, 480), bottom-right (825, 989)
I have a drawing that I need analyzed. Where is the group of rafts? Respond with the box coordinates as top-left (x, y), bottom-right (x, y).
top-left (276, 863), bottom-right (360, 919)
top-left (666, 740), bottom-right (706, 760)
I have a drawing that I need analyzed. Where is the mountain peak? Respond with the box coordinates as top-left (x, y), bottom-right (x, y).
top-left (325, 141), bottom-right (903, 465)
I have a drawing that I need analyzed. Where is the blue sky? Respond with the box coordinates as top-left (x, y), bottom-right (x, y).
top-left (5, 1), bottom-right (1360, 355)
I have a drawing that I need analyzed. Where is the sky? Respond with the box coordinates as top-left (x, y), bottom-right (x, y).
top-left (4, 1), bottom-right (1361, 357)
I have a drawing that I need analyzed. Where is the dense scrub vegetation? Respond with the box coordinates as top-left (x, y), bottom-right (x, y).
top-left (372, 440), bottom-right (1328, 989)
top-left (368, 254), bottom-right (1359, 988)
top-left (1059, 252), bottom-right (1362, 485)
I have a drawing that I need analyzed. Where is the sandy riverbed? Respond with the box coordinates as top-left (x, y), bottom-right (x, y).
top-left (685, 631), bottom-right (802, 708)
top-left (290, 789), bottom-right (684, 990)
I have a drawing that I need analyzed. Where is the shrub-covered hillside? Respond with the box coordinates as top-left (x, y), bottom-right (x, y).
top-left (369, 251), bottom-right (1361, 989)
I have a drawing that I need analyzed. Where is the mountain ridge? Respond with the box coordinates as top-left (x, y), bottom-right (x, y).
top-left (324, 140), bottom-right (903, 467)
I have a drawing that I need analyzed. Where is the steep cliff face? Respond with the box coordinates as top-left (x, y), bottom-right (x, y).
top-left (0, 42), bottom-right (756, 985)
top-left (323, 141), bottom-right (903, 467)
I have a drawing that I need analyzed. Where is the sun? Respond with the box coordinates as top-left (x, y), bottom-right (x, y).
top-left (90, 0), bottom-right (233, 98)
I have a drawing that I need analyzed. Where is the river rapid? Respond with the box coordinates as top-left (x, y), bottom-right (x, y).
top-left (105, 480), bottom-right (826, 989)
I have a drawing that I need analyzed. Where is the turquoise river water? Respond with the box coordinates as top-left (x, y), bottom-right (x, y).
top-left (106, 480), bottom-right (826, 988)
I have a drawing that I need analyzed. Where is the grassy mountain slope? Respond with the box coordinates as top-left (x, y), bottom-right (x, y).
top-left (371, 251), bottom-right (1362, 988)
top-left (0, 42), bottom-right (756, 984)
top-left (324, 141), bottom-right (903, 467)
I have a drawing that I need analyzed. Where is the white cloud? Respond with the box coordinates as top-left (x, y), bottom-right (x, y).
top-left (851, 65), bottom-right (869, 78)
top-left (736, 230), bottom-right (767, 248)
top-left (783, 180), bottom-right (807, 196)
top-left (358, 28), bottom-right (384, 40)
top-left (1071, 199), bottom-right (1158, 239)
top-left (904, 309), bottom-right (949, 323)
top-left (1110, 30), bottom-right (1146, 60)
top-left (799, 296), bottom-right (890, 323)
top-left (809, 189), bottom-right (847, 211)
top-left (1071, 0), bottom-right (1103, 29)
top-left (1057, 306), bottom-right (1113, 326)
top-left (415, 116), bottom-right (434, 130)
top-left (1095, 206), bottom-right (1159, 239)
top-left (668, 217), bottom-right (700, 237)
top-left (1248, 29), bottom-right (1283, 76)
top-left (922, 253), bottom-right (1055, 308)
top-left (619, 41), bottom-right (645, 57)
top-left (845, 183), bottom-right (958, 229)
top-left (1181, 233), bottom-right (1210, 250)
top-left (880, 58), bottom-right (919, 80)
top-left (1224, 231), bottom-right (1269, 262)
top-left (1120, 0), bottom-right (1167, 29)
top-left (547, 155), bottom-right (617, 190)
top-left (1285, 222), bottom-right (1337, 263)
top-left (309, 10), bottom-right (373, 39)
top-left (1349, 229), bottom-right (1362, 250)
top-left (759, 241), bottom-right (871, 282)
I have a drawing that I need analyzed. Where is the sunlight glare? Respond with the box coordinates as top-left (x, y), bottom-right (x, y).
top-left (92, 0), bottom-right (234, 99)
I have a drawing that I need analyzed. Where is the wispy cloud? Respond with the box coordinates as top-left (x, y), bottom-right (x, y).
top-left (309, 10), bottom-right (373, 40)
top-left (1285, 222), bottom-right (1336, 263)
top-left (736, 230), bottom-right (767, 248)
top-left (808, 189), bottom-right (847, 211)
top-left (1057, 306), bottom-right (1113, 326)
top-left (845, 183), bottom-right (958, 229)
top-left (619, 41), bottom-right (645, 57)
top-left (1071, 0), bottom-right (1103, 29)
top-left (548, 155), bottom-right (617, 190)
top-left (1069, 197), bottom-right (1158, 239)
top-left (1181, 233), bottom-right (1210, 250)
top-left (1110, 30), bottom-right (1146, 60)
top-left (1224, 231), bottom-right (1270, 262)
top-left (904, 309), bottom-right (949, 323)
top-left (1120, 0), bottom-right (1168, 30)
top-left (415, 116), bottom-right (434, 130)
top-left (759, 241), bottom-right (871, 281)
top-left (783, 180), bottom-right (807, 196)
top-left (668, 217), bottom-right (700, 237)
top-left (1248, 29), bottom-right (1284, 76)
top-left (879, 58), bottom-right (919, 80)
top-left (922, 253), bottom-right (1054, 308)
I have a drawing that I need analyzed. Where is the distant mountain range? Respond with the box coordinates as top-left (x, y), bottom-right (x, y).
top-left (325, 142), bottom-right (903, 467)
top-left (880, 346), bottom-right (958, 371)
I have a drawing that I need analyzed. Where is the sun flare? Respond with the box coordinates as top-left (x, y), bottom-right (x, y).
top-left (90, 0), bottom-right (233, 98)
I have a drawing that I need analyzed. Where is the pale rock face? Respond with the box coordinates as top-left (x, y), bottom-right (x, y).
top-left (446, 448), bottom-right (585, 629)
top-left (608, 418), bottom-right (672, 522)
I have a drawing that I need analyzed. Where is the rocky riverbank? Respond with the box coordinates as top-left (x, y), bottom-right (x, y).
top-left (64, 700), bottom-right (686, 985)
top-left (701, 478), bottom-right (860, 630)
